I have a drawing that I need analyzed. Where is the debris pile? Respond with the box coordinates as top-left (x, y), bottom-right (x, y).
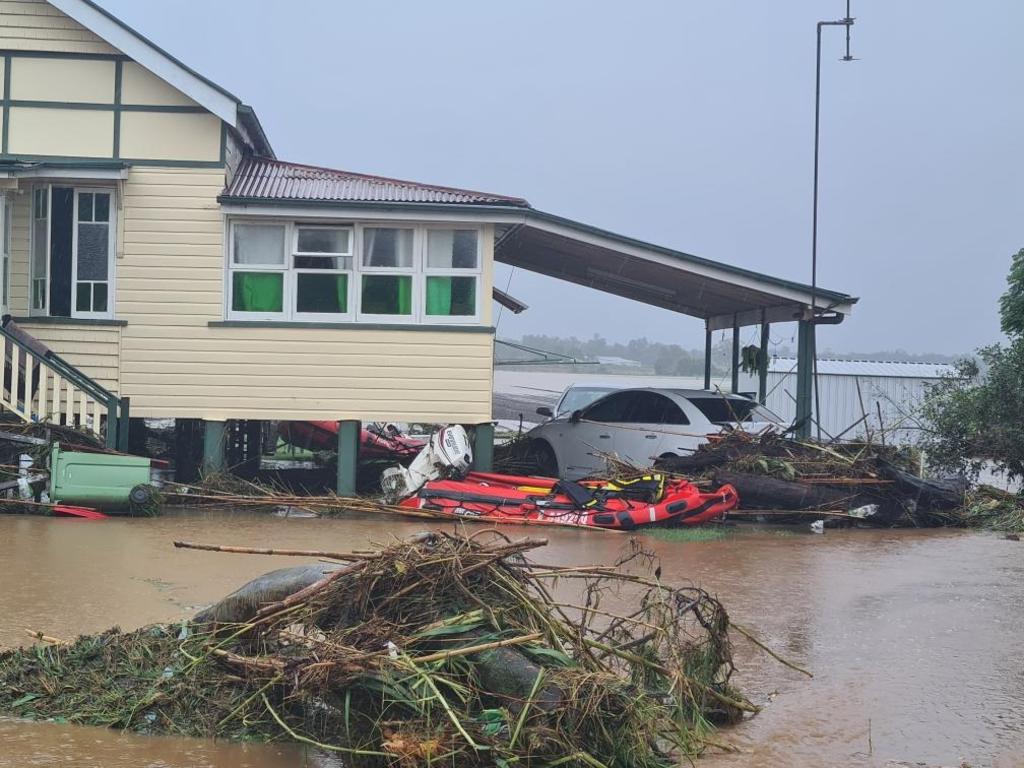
top-left (0, 532), bottom-right (752, 765)
top-left (643, 431), bottom-right (1021, 531)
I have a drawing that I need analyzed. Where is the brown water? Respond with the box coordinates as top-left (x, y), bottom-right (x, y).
top-left (1, 510), bottom-right (1022, 768)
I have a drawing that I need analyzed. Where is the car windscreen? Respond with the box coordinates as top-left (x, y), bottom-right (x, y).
top-left (557, 387), bottom-right (615, 416)
top-left (685, 396), bottom-right (783, 425)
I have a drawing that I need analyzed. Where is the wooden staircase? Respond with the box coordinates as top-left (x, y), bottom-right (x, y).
top-left (0, 320), bottom-right (128, 449)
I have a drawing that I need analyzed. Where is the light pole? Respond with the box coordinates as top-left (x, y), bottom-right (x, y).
top-left (801, 1), bottom-right (855, 439)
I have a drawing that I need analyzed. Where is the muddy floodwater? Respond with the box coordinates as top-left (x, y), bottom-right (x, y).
top-left (1, 510), bottom-right (1022, 767)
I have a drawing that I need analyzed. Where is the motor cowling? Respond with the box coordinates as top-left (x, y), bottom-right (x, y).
top-left (381, 425), bottom-right (473, 503)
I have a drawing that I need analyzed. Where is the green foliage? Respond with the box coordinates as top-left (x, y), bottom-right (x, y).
top-left (919, 342), bottom-right (1024, 481)
top-left (919, 248), bottom-right (1024, 483)
top-left (999, 248), bottom-right (1024, 337)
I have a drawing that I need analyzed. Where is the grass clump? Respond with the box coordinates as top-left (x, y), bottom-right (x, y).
top-left (0, 532), bottom-right (752, 767)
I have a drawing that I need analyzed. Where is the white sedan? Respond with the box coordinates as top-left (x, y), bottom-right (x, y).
top-left (526, 388), bottom-right (783, 479)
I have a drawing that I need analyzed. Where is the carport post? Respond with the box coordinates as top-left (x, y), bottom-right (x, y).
top-left (758, 321), bottom-right (770, 404)
top-left (730, 319), bottom-right (740, 394)
top-left (337, 420), bottom-right (361, 497)
top-left (795, 319), bottom-right (815, 438)
top-left (471, 422), bottom-right (495, 472)
top-left (703, 326), bottom-right (712, 390)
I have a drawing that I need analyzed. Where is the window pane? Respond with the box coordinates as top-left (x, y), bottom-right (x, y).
top-left (427, 229), bottom-right (478, 269)
top-left (426, 276), bottom-right (476, 316)
top-left (34, 189), bottom-right (47, 219)
top-left (232, 272), bottom-right (283, 312)
top-left (297, 227), bottom-right (349, 254)
top-left (94, 193), bottom-right (110, 223)
top-left (78, 193), bottom-right (93, 222)
top-left (234, 224), bottom-right (285, 265)
top-left (297, 273), bottom-right (347, 314)
top-left (3, 257), bottom-right (9, 305)
top-left (362, 228), bottom-right (413, 268)
top-left (294, 255), bottom-right (351, 270)
top-left (77, 224), bottom-right (109, 280)
top-left (93, 282), bottom-right (108, 313)
top-left (361, 275), bottom-right (412, 315)
top-left (32, 219), bottom-right (47, 273)
top-left (33, 279), bottom-right (45, 310)
top-left (76, 283), bottom-right (91, 312)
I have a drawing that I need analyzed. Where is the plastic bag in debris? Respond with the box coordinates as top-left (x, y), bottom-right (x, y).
top-left (848, 504), bottom-right (879, 519)
top-left (810, 520), bottom-right (825, 534)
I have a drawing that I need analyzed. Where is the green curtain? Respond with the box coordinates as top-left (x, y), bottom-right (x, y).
top-left (297, 273), bottom-right (347, 314)
top-left (426, 276), bottom-right (452, 315)
top-left (363, 275), bottom-right (412, 314)
top-left (233, 272), bottom-right (283, 312)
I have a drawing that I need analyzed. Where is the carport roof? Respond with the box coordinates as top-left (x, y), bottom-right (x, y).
top-left (499, 210), bottom-right (857, 331)
top-left (220, 159), bottom-right (857, 331)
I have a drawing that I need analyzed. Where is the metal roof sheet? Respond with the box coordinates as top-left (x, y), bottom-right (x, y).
top-left (223, 158), bottom-right (530, 207)
top-left (768, 357), bottom-right (954, 378)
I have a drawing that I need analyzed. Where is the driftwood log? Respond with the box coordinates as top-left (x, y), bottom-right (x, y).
top-left (714, 470), bottom-right (854, 510)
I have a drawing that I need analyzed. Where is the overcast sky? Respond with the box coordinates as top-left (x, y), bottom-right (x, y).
top-left (104, 0), bottom-right (1023, 355)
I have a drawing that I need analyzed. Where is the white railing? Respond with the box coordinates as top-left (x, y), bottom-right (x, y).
top-left (0, 325), bottom-right (122, 447)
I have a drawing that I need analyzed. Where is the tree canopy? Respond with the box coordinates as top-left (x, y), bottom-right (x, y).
top-left (920, 248), bottom-right (1024, 481)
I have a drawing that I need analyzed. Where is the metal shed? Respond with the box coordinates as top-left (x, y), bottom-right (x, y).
top-left (753, 358), bottom-right (953, 444)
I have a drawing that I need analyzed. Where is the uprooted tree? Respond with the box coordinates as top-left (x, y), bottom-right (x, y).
top-left (919, 247), bottom-right (1024, 482)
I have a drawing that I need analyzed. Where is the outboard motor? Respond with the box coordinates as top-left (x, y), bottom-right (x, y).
top-left (381, 425), bottom-right (473, 503)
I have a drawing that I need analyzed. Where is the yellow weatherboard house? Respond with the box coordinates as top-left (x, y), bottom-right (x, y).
top-left (0, 0), bottom-right (856, 490)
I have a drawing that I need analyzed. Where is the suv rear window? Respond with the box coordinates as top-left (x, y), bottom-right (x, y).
top-left (687, 396), bottom-right (781, 425)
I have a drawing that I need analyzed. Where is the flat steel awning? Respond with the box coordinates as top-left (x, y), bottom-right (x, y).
top-left (496, 210), bottom-right (857, 331)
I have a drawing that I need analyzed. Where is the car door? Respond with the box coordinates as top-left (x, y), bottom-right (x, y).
top-left (557, 391), bottom-right (634, 478)
top-left (611, 391), bottom-right (694, 465)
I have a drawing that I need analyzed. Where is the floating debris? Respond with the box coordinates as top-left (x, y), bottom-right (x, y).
top-left (0, 532), bottom-right (755, 766)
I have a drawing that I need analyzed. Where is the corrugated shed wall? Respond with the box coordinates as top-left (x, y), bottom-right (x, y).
top-left (764, 371), bottom-right (936, 444)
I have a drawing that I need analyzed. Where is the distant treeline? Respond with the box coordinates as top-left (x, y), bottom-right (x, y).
top-left (503, 334), bottom-right (960, 375)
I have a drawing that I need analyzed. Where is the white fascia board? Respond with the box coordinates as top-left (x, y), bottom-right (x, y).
top-left (5, 167), bottom-right (130, 180)
top-left (219, 203), bottom-right (527, 225)
top-left (706, 301), bottom-right (856, 331)
top-left (49, 0), bottom-right (238, 125)
top-left (522, 212), bottom-right (851, 313)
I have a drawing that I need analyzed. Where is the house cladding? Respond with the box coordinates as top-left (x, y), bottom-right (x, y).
top-left (0, 0), bottom-right (116, 54)
top-left (3, 0), bottom-right (498, 423)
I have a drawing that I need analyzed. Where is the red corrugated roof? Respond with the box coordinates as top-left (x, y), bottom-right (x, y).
top-left (223, 158), bottom-right (530, 207)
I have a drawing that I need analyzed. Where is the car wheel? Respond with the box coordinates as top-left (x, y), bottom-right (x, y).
top-left (658, 453), bottom-right (679, 461)
top-left (528, 440), bottom-right (559, 477)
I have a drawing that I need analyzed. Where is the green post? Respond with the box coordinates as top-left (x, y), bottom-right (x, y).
top-left (758, 321), bottom-right (770, 405)
top-left (703, 326), bottom-right (712, 390)
top-left (472, 422), bottom-right (495, 472)
top-left (795, 319), bottom-right (815, 438)
top-left (202, 420), bottom-right (227, 476)
top-left (337, 420), bottom-right (361, 497)
top-left (105, 396), bottom-right (119, 449)
top-left (730, 321), bottom-right (740, 394)
top-left (117, 397), bottom-right (131, 451)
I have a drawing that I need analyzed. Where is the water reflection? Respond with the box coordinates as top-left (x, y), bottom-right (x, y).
top-left (0, 510), bottom-right (1021, 767)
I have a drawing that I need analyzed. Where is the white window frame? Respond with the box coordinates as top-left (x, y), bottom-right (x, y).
top-left (28, 183), bottom-right (117, 320)
top-left (224, 218), bottom-right (485, 326)
top-left (355, 224), bottom-right (419, 323)
top-left (29, 186), bottom-right (50, 317)
top-left (421, 226), bottom-right (482, 324)
top-left (71, 187), bottom-right (116, 320)
top-left (226, 220), bottom-right (290, 321)
top-left (292, 224), bottom-right (355, 322)
top-left (0, 195), bottom-right (10, 317)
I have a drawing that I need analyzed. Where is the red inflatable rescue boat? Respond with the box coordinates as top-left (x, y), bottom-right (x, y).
top-left (400, 471), bottom-right (738, 530)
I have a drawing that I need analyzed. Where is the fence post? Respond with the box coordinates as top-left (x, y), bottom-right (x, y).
top-left (105, 396), bottom-right (119, 449)
top-left (117, 397), bottom-right (131, 451)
